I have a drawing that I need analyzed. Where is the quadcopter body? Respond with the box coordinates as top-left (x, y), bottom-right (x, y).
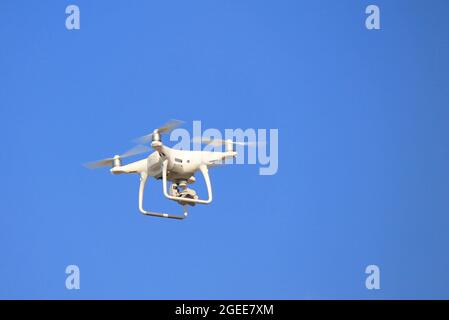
top-left (85, 120), bottom-right (240, 220)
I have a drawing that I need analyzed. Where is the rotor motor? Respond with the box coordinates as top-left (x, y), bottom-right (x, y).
top-left (112, 155), bottom-right (122, 168)
top-left (224, 139), bottom-right (234, 152)
top-left (151, 130), bottom-right (162, 149)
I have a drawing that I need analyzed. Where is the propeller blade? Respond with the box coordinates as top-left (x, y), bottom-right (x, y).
top-left (192, 136), bottom-right (221, 146)
top-left (84, 145), bottom-right (150, 169)
top-left (134, 119), bottom-right (184, 144)
top-left (192, 137), bottom-right (264, 147)
top-left (84, 157), bottom-right (114, 169)
top-left (157, 119), bottom-right (184, 133)
top-left (120, 144), bottom-right (151, 158)
top-left (134, 133), bottom-right (153, 145)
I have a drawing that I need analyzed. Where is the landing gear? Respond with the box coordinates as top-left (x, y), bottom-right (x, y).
top-left (162, 160), bottom-right (213, 205)
top-left (138, 172), bottom-right (188, 220)
top-left (138, 160), bottom-right (213, 220)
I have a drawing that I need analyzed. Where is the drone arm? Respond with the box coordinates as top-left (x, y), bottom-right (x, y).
top-left (162, 160), bottom-right (213, 204)
top-left (138, 171), bottom-right (188, 220)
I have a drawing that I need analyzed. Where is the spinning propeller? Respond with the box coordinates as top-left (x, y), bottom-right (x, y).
top-left (192, 137), bottom-right (263, 147)
top-left (84, 145), bottom-right (150, 169)
top-left (134, 119), bottom-right (184, 144)
top-left (85, 120), bottom-right (184, 169)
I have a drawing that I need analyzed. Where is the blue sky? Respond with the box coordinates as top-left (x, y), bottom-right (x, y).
top-left (0, 0), bottom-right (448, 299)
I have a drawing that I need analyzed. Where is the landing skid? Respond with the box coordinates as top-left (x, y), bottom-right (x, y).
top-left (138, 160), bottom-right (213, 220)
top-left (138, 172), bottom-right (188, 220)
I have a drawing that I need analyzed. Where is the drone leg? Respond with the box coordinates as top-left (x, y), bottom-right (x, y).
top-left (138, 172), bottom-right (188, 220)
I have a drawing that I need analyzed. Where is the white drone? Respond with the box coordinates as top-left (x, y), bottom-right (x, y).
top-left (85, 120), bottom-right (248, 220)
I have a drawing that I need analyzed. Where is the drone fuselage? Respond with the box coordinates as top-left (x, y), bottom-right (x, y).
top-left (110, 145), bottom-right (237, 182)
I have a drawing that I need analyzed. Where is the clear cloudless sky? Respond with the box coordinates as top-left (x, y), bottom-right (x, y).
top-left (0, 0), bottom-right (448, 299)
